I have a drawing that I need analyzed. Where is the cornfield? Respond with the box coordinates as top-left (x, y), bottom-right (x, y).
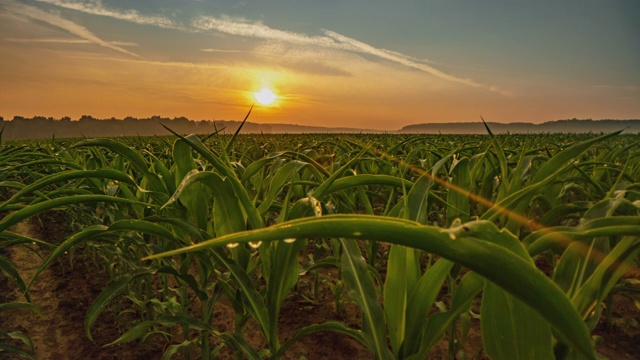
top-left (1, 125), bottom-right (639, 359)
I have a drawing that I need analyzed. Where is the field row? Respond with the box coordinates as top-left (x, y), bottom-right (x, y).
top-left (1, 131), bottom-right (639, 359)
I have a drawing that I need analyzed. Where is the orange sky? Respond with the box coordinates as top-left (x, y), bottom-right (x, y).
top-left (1, 1), bottom-right (638, 130)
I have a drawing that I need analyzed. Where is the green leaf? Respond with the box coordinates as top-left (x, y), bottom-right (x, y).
top-left (274, 321), bottom-right (368, 359)
top-left (85, 268), bottom-right (152, 341)
top-left (447, 157), bottom-right (471, 224)
top-left (0, 169), bottom-right (136, 210)
top-left (215, 332), bottom-right (261, 360)
top-left (158, 129), bottom-right (264, 231)
top-left (28, 225), bottom-right (108, 291)
top-left (210, 250), bottom-right (271, 345)
top-left (7, 331), bottom-right (34, 352)
top-left (143, 215), bottom-right (595, 359)
top-left (164, 171), bottom-right (245, 236)
top-left (0, 301), bottom-right (41, 316)
top-left (321, 174), bottom-right (413, 196)
top-left (0, 195), bottom-right (146, 232)
top-left (383, 245), bottom-right (420, 355)
top-left (71, 138), bottom-right (167, 196)
top-left (531, 131), bottom-right (621, 184)
top-left (0, 343), bottom-right (36, 360)
top-left (310, 152), bottom-right (366, 199)
top-left (401, 258), bottom-right (454, 357)
top-left (106, 320), bottom-right (158, 346)
top-left (482, 118), bottom-right (509, 198)
top-left (416, 272), bottom-right (483, 359)
top-left (341, 238), bottom-right (394, 359)
top-left (0, 255), bottom-right (29, 302)
top-left (265, 239), bottom-right (307, 350)
top-left (172, 139), bottom-right (210, 229)
top-left (482, 282), bottom-right (554, 360)
top-left (225, 104), bottom-right (253, 153)
top-left (405, 174), bottom-right (433, 224)
top-left (476, 222), bottom-right (554, 360)
top-left (0, 230), bottom-right (55, 250)
top-left (257, 160), bottom-right (308, 215)
top-left (572, 236), bottom-right (640, 319)
top-left (161, 340), bottom-right (193, 360)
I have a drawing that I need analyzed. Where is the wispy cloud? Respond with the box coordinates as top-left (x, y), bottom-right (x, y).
top-left (57, 53), bottom-right (231, 71)
top-left (5, 37), bottom-right (138, 47)
top-left (252, 42), bottom-right (354, 77)
top-left (192, 16), bottom-right (340, 48)
top-left (1, 0), bottom-right (139, 57)
top-left (323, 31), bottom-right (509, 95)
top-left (23, 0), bottom-right (507, 94)
top-left (192, 16), bottom-right (508, 95)
top-left (201, 48), bottom-right (242, 53)
top-left (34, 0), bottom-right (178, 29)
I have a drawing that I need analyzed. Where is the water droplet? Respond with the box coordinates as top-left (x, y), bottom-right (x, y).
top-left (249, 241), bottom-right (262, 248)
top-left (226, 242), bottom-right (239, 248)
top-left (284, 238), bottom-right (296, 243)
top-left (449, 233), bottom-right (456, 240)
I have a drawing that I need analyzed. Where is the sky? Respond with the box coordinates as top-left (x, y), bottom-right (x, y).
top-left (0, 0), bottom-right (638, 130)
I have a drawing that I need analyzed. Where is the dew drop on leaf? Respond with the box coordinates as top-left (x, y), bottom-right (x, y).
top-left (249, 241), bottom-right (262, 248)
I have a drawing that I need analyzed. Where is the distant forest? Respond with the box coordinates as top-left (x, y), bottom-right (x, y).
top-left (399, 119), bottom-right (640, 134)
top-left (0, 115), bottom-right (372, 140)
top-left (1, 115), bottom-right (639, 140)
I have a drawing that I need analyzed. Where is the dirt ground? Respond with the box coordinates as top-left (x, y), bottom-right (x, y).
top-left (1, 219), bottom-right (162, 359)
top-left (1, 216), bottom-right (638, 359)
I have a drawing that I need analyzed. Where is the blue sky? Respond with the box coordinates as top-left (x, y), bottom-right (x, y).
top-left (0, 0), bottom-right (638, 129)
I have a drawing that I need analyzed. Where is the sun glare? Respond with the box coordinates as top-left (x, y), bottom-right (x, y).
top-left (254, 87), bottom-right (277, 105)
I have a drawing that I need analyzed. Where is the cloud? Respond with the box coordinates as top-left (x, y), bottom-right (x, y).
top-left (24, 1), bottom-right (507, 94)
top-left (5, 37), bottom-right (138, 47)
top-left (322, 31), bottom-right (505, 93)
top-left (201, 48), bottom-right (243, 53)
top-left (34, 0), bottom-right (178, 29)
top-left (252, 42), bottom-right (353, 77)
top-left (193, 16), bottom-right (508, 95)
top-left (192, 16), bottom-right (340, 48)
top-left (1, 0), bottom-right (139, 57)
top-left (58, 53), bottom-right (230, 71)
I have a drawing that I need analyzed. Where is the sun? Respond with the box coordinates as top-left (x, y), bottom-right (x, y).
top-left (254, 87), bottom-right (277, 105)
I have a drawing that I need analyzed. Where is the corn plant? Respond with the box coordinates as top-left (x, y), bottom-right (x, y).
top-left (1, 130), bottom-right (638, 359)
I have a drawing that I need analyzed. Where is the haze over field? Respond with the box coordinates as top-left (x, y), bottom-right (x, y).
top-left (1, 0), bottom-right (639, 130)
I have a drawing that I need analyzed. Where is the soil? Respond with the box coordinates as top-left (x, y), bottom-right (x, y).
top-left (592, 267), bottom-right (640, 360)
top-left (1, 215), bottom-right (638, 359)
top-left (1, 218), bottom-right (162, 359)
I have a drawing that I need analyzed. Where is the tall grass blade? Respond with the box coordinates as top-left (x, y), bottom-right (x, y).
top-left (225, 104), bottom-right (253, 153)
